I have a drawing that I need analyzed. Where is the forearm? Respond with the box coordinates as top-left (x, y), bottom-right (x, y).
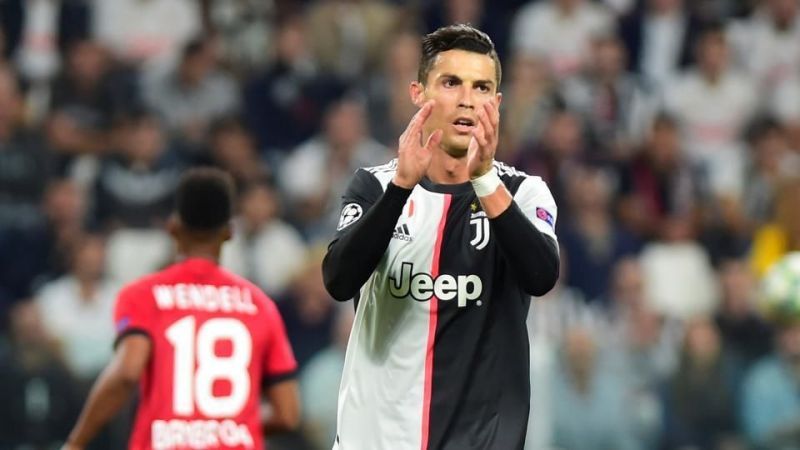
top-left (323, 182), bottom-right (412, 300)
top-left (66, 369), bottom-right (138, 447)
top-left (489, 202), bottom-right (559, 296)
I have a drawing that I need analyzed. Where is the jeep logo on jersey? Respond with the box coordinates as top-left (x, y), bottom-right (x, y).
top-left (337, 203), bottom-right (363, 230)
top-left (389, 262), bottom-right (483, 307)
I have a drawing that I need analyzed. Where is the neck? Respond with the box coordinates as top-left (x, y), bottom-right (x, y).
top-left (178, 246), bottom-right (221, 264)
top-left (702, 69), bottom-right (723, 84)
top-left (77, 276), bottom-right (98, 301)
top-left (427, 146), bottom-right (470, 184)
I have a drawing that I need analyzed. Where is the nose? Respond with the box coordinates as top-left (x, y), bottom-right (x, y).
top-left (457, 85), bottom-right (474, 110)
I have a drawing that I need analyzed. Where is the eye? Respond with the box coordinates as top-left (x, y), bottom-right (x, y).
top-left (443, 78), bottom-right (457, 88)
top-left (476, 85), bottom-right (490, 93)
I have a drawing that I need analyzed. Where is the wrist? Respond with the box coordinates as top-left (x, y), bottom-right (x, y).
top-left (470, 167), bottom-right (502, 197)
top-left (392, 175), bottom-right (417, 190)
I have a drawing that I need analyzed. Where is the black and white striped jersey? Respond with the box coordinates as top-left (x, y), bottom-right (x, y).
top-left (323, 159), bottom-right (559, 450)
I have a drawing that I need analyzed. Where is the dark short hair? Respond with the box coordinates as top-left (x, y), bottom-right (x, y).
top-left (175, 168), bottom-right (235, 231)
top-left (418, 24), bottom-right (501, 86)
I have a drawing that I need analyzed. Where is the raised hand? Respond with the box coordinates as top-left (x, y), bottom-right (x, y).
top-left (393, 100), bottom-right (443, 189)
top-left (467, 99), bottom-right (500, 179)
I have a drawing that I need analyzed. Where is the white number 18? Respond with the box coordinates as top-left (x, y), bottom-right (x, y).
top-left (165, 316), bottom-right (252, 417)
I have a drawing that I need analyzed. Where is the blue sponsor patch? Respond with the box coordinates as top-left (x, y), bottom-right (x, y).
top-left (116, 316), bottom-right (131, 332)
top-left (535, 207), bottom-right (554, 228)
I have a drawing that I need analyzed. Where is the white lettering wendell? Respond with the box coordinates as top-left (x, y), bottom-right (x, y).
top-left (151, 419), bottom-right (254, 449)
top-left (152, 284), bottom-right (257, 314)
top-left (389, 262), bottom-right (483, 307)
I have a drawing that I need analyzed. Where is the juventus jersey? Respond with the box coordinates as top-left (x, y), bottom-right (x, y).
top-left (324, 159), bottom-right (559, 450)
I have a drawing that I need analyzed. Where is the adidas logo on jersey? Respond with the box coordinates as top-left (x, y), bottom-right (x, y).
top-left (392, 223), bottom-right (413, 242)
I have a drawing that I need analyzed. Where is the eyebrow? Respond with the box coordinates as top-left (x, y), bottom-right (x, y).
top-left (439, 73), bottom-right (495, 89)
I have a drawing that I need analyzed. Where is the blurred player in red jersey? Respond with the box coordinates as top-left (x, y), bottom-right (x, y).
top-left (63, 168), bottom-right (300, 450)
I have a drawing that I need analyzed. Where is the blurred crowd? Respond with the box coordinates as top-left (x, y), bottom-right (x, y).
top-left (1, 0), bottom-right (800, 449)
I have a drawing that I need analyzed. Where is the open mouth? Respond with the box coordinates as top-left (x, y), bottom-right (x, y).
top-left (452, 118), bottom-right (475, 134)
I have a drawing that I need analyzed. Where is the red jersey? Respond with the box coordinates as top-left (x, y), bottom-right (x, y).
top-left (113, 258), bottom-right (297, 450)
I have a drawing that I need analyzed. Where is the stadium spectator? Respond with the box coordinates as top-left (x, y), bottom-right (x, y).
top-left (0, 65), bottom-right (55, 230)
top-left (0, 301), bottom-right (81, 449)
top-left (661, 22), bottom-right (757, 200)
top-left (221, 181), bottom-right (307, 298)
top-left (500, 51), bottom-right (558, 160)
top-left (560, 34), bottom-right (657, 160)
top-left (91, 109), bottom-right (184, 231)
top-left (92, 0), bottom-right (201, 83)
top-left (35, 234), bottom-right (118, 382)
top-left (511, 0), bottom-right (615, 77)
top-left (144, 36), bottom-right (241, 150)
top-left (279, 94), bottom-right (391, 243)
top-left (305, 0), bottom-right (399, 81)
top-left (660, 317), bottom-right (742, 449)
top-left (615, 113), bottom-right (703, 241)
top-left (551, 326), bottom-right (645, 450)
top-left (207, 117), bottom-right (272, 189)
top-left (619, 0), bottom-right (704, 88)
top-left (242, 13), bottom-right (345, 158)
top-left (741, 319), bottom-right (800, 448)
top-left (714, 258), bottom-right (774, 369)
top-left (558, 164), bottom-right (639, 302)
top-left (727, 0), bottom-right (800, 96)
top-left (300, 306), bottom-right (354, 450)
top-left (366, 29), bottom-right (422, 147)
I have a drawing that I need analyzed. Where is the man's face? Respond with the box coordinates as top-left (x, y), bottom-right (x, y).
top-left (414, 49), bottom-right (500, 157)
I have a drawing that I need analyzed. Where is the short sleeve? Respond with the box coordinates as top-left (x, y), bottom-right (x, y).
top-left (262, 300), bottom-right (298, 385)
top-left (513, 176), bottom-right (558, 242)
top-left (113, 284), bottom-right (156, 347)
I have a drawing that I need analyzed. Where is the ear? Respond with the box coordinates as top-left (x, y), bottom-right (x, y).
top-left (409, 81), bottom-right (426, 107)
top-left (495, 92), bottom-right (503, 106)
top-left (166, 214), bottom-right (180, 239)
top-left (222, 223), bottom-right (233, 242)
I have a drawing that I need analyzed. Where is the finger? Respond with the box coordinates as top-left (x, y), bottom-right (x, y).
top-left (424, 129), bottom-right (443, 151)
top-left (407, 100), bottom-right (435, 136)
top-left (473, 121), bottom-right (489, 148)
top-left (477, 107), bottom-right (494, 141)
top-left (485, 100), bottom-right (500, 129)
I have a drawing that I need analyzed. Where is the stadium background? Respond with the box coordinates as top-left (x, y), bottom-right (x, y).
top-left (1, 0), bottom-right (800, 448)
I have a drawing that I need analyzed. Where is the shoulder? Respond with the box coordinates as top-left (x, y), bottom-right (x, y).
top-left (354, 158), bottom-right (398, 191)
top-left (115, 271), bottom-right (165, 306)
top-left (494, 161), bottom-right (549, 196)
top-left (744, 357), bottom-right (786, 390)
top-left (220, 267), bottom-right (280, 316)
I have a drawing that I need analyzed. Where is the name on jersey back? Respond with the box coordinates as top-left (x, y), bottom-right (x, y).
top-left (152, 284), bottom-right (257, 315)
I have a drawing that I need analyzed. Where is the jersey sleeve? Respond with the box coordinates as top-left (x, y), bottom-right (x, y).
top-left (261, 299), bottom-right (298, 386)
top-left (323, 164), bottom-right (413, 301)
top-left (331, 167), bottom-right (387, 241)
top-left (512, 176), bottom-right (559, 243)
top-left (113, 283), bottom-right (156, 348)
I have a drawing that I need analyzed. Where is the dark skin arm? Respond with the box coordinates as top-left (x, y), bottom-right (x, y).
top-left (263, 379), bottom-right (301, 435)
top-left (62, 335), bottom-right (151, 450)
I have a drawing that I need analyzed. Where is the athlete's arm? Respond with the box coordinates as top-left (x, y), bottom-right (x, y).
top-left (487, 194), bottom-right (559, 296)
top-left (63, 335), bottom-right (151, 449)
top-left (263, 379), bottom-right (301, 435)
top-left (468, 100), bottom-right (559, 296)
top-left (322, 179), bottom-right (412, 300)
top-left (323, 102), bottom-right (440, 301)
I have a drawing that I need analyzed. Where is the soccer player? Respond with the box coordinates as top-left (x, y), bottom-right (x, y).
top-left (322, 24), bottom-right (560, 450)
top-left (63, 168), bottom-right (300, 450)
